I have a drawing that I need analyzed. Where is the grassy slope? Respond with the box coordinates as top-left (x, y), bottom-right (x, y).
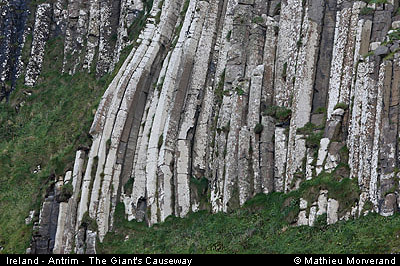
top-left (0, 1), bottom-right (149, 253)
top-left (0, 35), bottom-right (121, 253)
top-left (99, 193), bottom-right (400, 254)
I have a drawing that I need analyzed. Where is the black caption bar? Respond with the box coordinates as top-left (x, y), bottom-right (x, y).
top-left (1, 254), bottom-right (399, 266)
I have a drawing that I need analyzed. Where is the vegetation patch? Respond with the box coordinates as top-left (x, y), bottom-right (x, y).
top-left (263, 105), bottom-right (292, 123)
top-left (0, 0), bottom-right (148, 252)
top-left (313, 106), bottom-right (327, 114)
top-left (81, 211), bottom-right (98, 231)
top-left (296, 122), bottom-right (324, 149)
top-left (273, 2), bottom-right (281, 16)
top-left (254, 123), bottom-right (264, 134)
top-left (360, 7), bottom-right (374, 16)
top-left (214, 70), bottom-right (226, 106)
top-left (334, 102), bottom-right (348, 111)
top-left (291, 167), bottom-right (359, 218)
top-left (98, 193), bottom-right (400, 254)
top-left (366, 0), bottom-right (388, 4)
top-left (252, 16), bottom-right (264, 24)
top-left (235, 86), bottom-right (245, 96)
top-left (282, 62), bottom-right (288, 81)
top-left (226, 30), bottom-right (232, 41)
top-left (124, 177), bottom-right (134, 195)
top-left (190, 177), bottom-right (211, 211)
top-left (58, 182), bottom-right (74, 202)
top-left (305, 131), bottom-right (324, 149)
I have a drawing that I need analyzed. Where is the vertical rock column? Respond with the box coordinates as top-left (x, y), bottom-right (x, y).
top-left (239, 0), bottom-right (269, 202)
top-left (326, 0), bottom-right (364, 120)
top-left (347, 18), bottom-right (372, 183)
top-left (240, 64), bottom-right (264, 205)
top-left (51, 150), bottom-right (86, 254)
top-left (201, 0), bottom-right (240, 214)
top-left (127, 51), bottom-right (172, 222)
top-left (272, 0), bottom-right (304, 192)
top-left (144, 0), bottom-right (203, 223)
top-left (284, 0), bottom-right (324, 192)
top-left (24, 3), bottom-right (51, 87)
top-left (83, 0), bottom-right (100, 72)
top-left (111, 0), bottom-right (145, 70)
top-left (53, 171), bottom-right (72, 254)
top-left (352, 55), bottom-right (378, 215)
top-left (95, 0), bottom-right (120, 76)
top-left (259, 7), bottom-right (279, 193)
top-left (53, 0), bottom-right (68, 36)
top-left (220, 1), bottom-right (252, 212)
top-left (62, 0), bottom-right (89, 74)
top-left (0, 0), bottom-right (30, 100)
top-left (371, 61), bottom-right (392, 215)
top-left (29, 176), bottom-right (61, 254)
top-left (273, 0), bottom-right (303, 107)
top-left (92, 0), bottom-right (180, 239)
top-left (175, 0), bottom-right (222, 214)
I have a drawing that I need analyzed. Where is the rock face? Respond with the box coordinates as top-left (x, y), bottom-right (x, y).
top-left (0, 0), bottom-right (146, 100)
top-left (12, 0), bottom-right (400, 254)
top-left (0, 0), bottom-right (30, 101)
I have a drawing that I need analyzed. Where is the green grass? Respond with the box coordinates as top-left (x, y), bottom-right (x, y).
top-left (0, 2), bottom-right (151, 252)
top-left (252, 16), bottom-right (263, 24)
top-left (360, 7), bottom-right (374, 16)
top-left (263, 105), bottom-right (292, 122)
top-left (334, 102), bottom-right (349, 110)
top-left (296, 122), bottom-right (325, 149)
top-left (254, 123), bottom-right (264, 134)
top-left (0, 35), bottom-right (127, 253)
top-left (98, 193), bottom-right (400, 254)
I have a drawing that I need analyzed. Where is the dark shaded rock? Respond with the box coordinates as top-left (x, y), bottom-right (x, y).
top-left (0, 0), bottom-right (30, 101)
top-left (374, 45), bottom-right (389, 57)
top-left (312, 0), bottom-right (337, 112)
top-left (371, 10), bottom-right (392, 42)
top-left (390, 41), bottom-right (400, 53)
top-left (380, 193), bottom-right (398, 216)
top-left (29, 182), bottom-right (60, 254)
top-left (135, 196), bottom-right (147, 223)
top-left (311, 113), bottom-right (326, 127)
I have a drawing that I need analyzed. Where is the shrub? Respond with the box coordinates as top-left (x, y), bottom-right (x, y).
top-left (360, 7), bottom-right (374, 16)
top-left (264, 105), bottom-right (292, 122)
top-left (297, 122), bottom-right (316, 135)
top-left (252, 16), bottom-right (263, 24)
top-left (58, 182), bottom-right (73, 202)
top-left (305, 131), bottom-right (324, 149)
top-left (235, 86), bottom-right (245, 96)
top-left (334, 102), bottom-right (348, 110)
top-left (81, 211), bottom-right (98, 231)
top-left (314, 106), bottom-right (326, 114)
top-left (282, 62), bottom-right (288, 81)
top-left (254, 123), bottom-right (264, 134)
top-left (226, 30), bottom-right (232, 41)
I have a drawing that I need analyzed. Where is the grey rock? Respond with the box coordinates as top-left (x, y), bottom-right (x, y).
top-left (238, 0), bottom-right (255, 4)
top-left (374, 45), bottom-right (389, 56)
top-left (380, 193), bottom-right (397, 217)
top-left (390, 41), bottom-right (400, 53)
top-left (311, 113), bottom-right (325, 127)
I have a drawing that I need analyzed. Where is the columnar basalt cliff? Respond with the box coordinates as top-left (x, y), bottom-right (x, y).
top-left (3, 0), bottom-right (400, 254)
top-left (0, 0), bottom-right (145, 100)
